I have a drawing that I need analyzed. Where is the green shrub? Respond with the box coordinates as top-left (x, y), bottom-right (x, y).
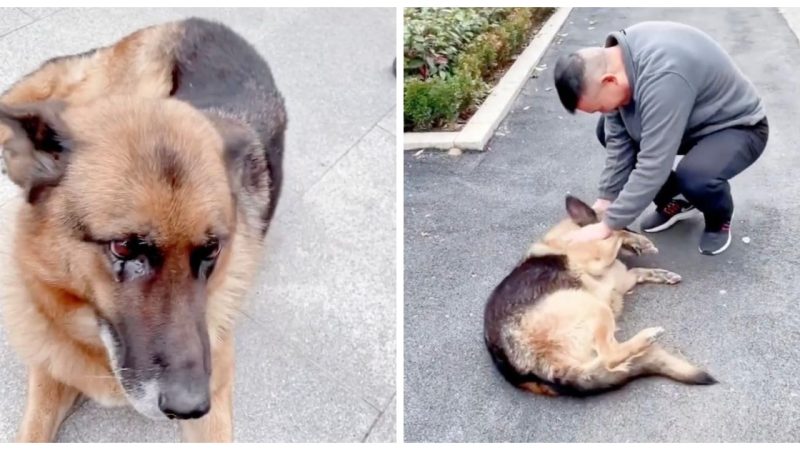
top-left (404, 77), bottom-right (461, 131)
top-left (502, 9), bottom-right (532, 55)
top-left (403, 74), bottom-right (490, 131)
top-left (404, 7), bottom-right (555, 132)
top-left (404, 8), bottom-right (513, 80)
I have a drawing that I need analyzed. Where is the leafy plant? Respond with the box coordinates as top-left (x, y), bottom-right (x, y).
top-left (404, 8), bottom-right (513, 80)
top-left (404, 77), bottom-right (462, 131)
top-left (403, 7), bottom-right (555, 132)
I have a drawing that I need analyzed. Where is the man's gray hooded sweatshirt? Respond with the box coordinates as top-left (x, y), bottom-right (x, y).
top-left (599, 21), bottom-right (766, 229)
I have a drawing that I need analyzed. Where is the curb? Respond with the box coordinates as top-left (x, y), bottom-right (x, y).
top-left (403, 7), bottom-right (573, 151)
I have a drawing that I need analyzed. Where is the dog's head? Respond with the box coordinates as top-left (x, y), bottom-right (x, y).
top-left (0, 97), bottom-right (257, 420)
top-left (528, 195), bottom-right (623, 275)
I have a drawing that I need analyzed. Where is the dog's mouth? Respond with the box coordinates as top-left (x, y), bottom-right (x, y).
top-left (96, 316), bottom-right (212, 421)
top-left (97, 319), bottom-right (169, 420)
top-left (120, 378), bottom-right (170, 421)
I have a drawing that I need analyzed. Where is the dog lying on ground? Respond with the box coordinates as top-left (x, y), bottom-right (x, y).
top-left (0, 18), bottom-right (286, 442)
top-left (483, 196), bottom-right (716, 397)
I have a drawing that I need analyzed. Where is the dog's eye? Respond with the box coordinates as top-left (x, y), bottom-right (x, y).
top-left (190, 238), bottom-right (222, 280)
top-left (200, 239), bottom-right (221, 261)
top-left (109, 239), bottom-right (140, 260)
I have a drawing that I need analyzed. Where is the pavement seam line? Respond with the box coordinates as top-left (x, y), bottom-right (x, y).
top-left (375, 108), bottom-right (397, 135)
top-left (284, 333), bottom-right (389, 412)
top-left (16, 8), bottom-right (35, 19)
top-left (360, 392), bottom-right (396, 442)
top-left (302, 103), bottom-right (396, 201)
top-left (0, 8), bottom-right (63, 40)
top-left (243, 312), bottom-right (388, 412)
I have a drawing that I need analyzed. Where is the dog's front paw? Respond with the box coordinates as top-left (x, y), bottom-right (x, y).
top-left (654, 269), bottom-right (681, 284)
top-left (642, 326), bottom-right (665, 344)
top-left (638, 241), bottom-right (659, 255)
top-left (622, 233), bottom-right (659, 255)
top-left (635, 268), bottom-right (682, 284)
top-left (631, 238), bottom-right (658, 255)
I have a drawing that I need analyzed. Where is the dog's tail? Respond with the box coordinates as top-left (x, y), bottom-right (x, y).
top-left (635, 345), bottom-right (718, 385)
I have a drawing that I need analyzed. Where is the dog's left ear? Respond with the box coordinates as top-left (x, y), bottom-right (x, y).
top-left (0, 101), bottom-right (71, 203)
top-left (565, 195), bottom-right (599, 227)
top-left (208, 117), bottom-right (270, 197)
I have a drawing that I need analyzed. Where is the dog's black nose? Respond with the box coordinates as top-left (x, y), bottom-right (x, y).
top-left (158, 385), bottom-right (210, 420)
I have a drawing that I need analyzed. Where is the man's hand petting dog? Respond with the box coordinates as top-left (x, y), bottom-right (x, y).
top-left (591, 198), bottom-right (611, 213)
top-left (564, 221), bottom-right (613, 243)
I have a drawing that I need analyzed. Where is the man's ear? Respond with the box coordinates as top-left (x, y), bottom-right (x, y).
top-left (0, 101), bottom-right (71, 203)
top-left (601, 74), bottom-right (618, 86)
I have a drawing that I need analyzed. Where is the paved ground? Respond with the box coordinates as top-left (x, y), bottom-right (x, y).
top-left (0, 8), bottom-right (395, 443)
top-left (405, 7), bottom-right (800, 442)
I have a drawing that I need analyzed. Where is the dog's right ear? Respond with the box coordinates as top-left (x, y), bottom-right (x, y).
top-left (565, 195), bottom-right (599, 227)
top-left (0, 101), bottom-right (71, 203)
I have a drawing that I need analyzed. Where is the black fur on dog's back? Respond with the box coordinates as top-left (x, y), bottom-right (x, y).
top-left (484, 254), bottom-right (585, 396)
top-left (171, 18), bottom-right (287, 231)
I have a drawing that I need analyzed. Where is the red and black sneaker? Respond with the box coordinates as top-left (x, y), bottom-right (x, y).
top-left (640, 199), bottom-right (700, 233)
top-left (699, 219), bottom-right (733, 255)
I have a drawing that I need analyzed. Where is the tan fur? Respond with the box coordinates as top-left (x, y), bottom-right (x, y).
top-left (507, 204), bottom-right (712, 395)
top-left (0, 23), bottom-right (181, 145)
top-left (0, 22), bottom-right (266, 442)
top-left (519, 382), bottom-right (558, 397)
top-left (0, 24), bottom-right (180, 106)
top-left (15, 366), bottom-right (80, 442)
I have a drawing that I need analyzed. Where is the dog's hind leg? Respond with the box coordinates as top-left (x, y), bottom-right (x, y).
top-left (573, 314), bottom-right (715, 392)
top-left (16, 366), bottom-right (80, 442)
top-left (633, 345), bottom-right (717, 385)
top-left (573, 316), bottom-right (664, 391)
top-left (630, 268), bottom-right (682, 285)
top-left (180, 335), bottom-right (234, 442)
top-left (586, 307), bottom-right (664, 372)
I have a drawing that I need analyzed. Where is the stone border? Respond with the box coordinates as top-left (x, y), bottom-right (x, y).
top-left (403, 7), bottom-right (573, 151)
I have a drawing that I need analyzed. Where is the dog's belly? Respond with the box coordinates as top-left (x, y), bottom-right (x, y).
top-left (507, 290), bottom-right (607, 377)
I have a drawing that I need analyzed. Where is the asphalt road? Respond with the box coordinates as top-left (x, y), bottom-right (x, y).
top-left (0, 7), bottom-right (396, 443)
top-left (404, 7), bottom-right (800, 442)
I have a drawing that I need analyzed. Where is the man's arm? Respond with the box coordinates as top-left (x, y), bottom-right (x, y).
top-left (603, 73), bottom-right (695, 230)
top-left (598, 110), bottom-right (637, 201)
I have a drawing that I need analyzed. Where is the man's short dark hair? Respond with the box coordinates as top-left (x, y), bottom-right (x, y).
top-left (553, 52), bottom-right (585, 114)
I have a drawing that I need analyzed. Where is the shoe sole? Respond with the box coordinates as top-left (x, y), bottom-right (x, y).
top-left (642, 208), bottom-right (701, 233)
top-left (700, 213), bottom-right (734, 256)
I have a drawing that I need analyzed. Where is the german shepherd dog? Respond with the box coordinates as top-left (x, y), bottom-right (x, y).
top-left (0, 18), bottom-right (286, 442)
top-left (484, 196), bottom-right (716, 397)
